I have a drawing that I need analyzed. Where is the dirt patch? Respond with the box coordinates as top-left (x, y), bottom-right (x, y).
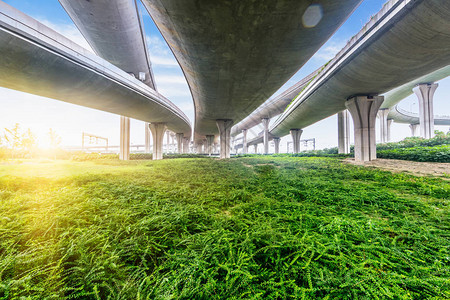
top-left (344, 158), bottom-right (450, 180)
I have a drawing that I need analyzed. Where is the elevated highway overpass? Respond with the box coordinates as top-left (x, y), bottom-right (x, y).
top-left (141, 0), bottom-right (363, 158)
top-left (267, 0), bottom-right (450, 161)
top-left (381, 65), bottom-right (450, 137)
top-left (59, 0), bottom-right (156, 89)
top-left (58, 0), bottom-right (183, 159)
top-left (0, 1), bottom-right (191, 156)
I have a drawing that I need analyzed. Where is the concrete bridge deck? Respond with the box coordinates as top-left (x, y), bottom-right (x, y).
top-left (141, 0), bottom-right (362, 144)
top-left (59, 0), bottom-right (156, 89)
top-left (270, 0), bottom-right (450, 138)
top-left (0, 2), bottom-right (191, 138)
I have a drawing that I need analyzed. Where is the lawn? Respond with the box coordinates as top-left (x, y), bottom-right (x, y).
top-left (0, 157), bottom-right (448, 299)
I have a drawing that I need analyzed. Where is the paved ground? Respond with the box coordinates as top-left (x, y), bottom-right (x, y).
top-left (345, 158), bottom-right (450, 180)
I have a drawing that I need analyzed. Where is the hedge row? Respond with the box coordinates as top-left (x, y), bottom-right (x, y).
top-left (377, 145), bottom-right (450, 163)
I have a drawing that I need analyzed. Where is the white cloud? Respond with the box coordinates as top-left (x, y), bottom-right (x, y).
top-left (146, 35), bottom-right (180, 67)
top-left (146, 35), bottom-right (169, 55)
top-left (158, 85), bottom-right (191, 98)
top-left (35, 17), bottom-right (93, 53)
top-left (157, 75), bottom-right (187, 85)
top-left (313, 41), bottom-right (345, 62)
top-left (151, 55), bottom-right (179, 66)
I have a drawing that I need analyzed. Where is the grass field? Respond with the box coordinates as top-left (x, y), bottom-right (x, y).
top-left (0, 157), bottom-right (449, 299)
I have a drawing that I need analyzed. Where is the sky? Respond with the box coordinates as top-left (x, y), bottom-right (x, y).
top-left (0, 0), bottom-right (449, 151)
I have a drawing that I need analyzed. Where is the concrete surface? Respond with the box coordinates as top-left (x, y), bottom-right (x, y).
top-left (0, 2), bottom-right (191, 138)
top-left (141, 0), bottom-right (362, 143)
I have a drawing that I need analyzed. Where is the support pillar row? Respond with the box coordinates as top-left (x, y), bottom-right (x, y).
top-left (149, 123), bottom-right (166, 160)
top-left (337, 110), bottom-right (350, 154)
top-left (413, 83), bottom-right (438, 139)
top-left (119, 116), bottom-right (130, 160)
top-left (216, 119), bottom-right (233, 159)
top-left (176, 133), bottom-right (183, 154)
top-left (345, 96), bottom-right (384, 162)
top-left (290, 129), bottom-right (303, 154)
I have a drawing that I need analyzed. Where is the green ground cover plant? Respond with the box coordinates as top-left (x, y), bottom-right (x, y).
top-left (377, 145), bottom-right (450, 163)
top-left (0, 157), bottom-right (448, 299)
top-left (377, 132), bottom-right (450, 151)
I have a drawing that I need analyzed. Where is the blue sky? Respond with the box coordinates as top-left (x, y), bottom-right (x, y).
top-left (1, 0), bottom-right (449, 151)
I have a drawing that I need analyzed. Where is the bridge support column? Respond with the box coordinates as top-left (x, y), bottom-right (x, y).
top-left (409, 124), bottom-right (419, 137)
top-left (253, 144), bottom-right (258, 154)
top-left (119, 116), bottom-right (130, 160)
top-left (345, 96), bottom-right (384, 162)
top-left (182, 137), bottom-right (190, 153)
top-left (290, 129), bottom-right (303, 154)
top-left (413, 83), bottom-right (438, 139)
top-left (273, 137), bottom-right (280, 154)
top-left (176, 133), bottom-right (184, 154)
top-left (387, 119), bottom-right (393, 142)
top-left (145, 122), bottom-right (151, 153)
top-left (206, 135), bottom-right (214, 156)
top-left (262, 118), bottom-right (270, 154)
top-left (242, 129), bottom-right (248, 154)
top-left (166, 131), bottom-right (170, 153)
top-left (377, 108), bottom-right (390, 143)
top-left (216, 119), bottom-right (233, 159)
top-left (337, 110), bottom-right (350, 154)
top-left (149, 123), bottom-right (166, 160)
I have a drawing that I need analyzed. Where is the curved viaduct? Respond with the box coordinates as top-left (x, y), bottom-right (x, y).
top-left (0, 1), bottom-right (191, 159)
top-left (268, 0), bottom-right (450, 161)
top-left (141, 0), bottom-right (362, 157)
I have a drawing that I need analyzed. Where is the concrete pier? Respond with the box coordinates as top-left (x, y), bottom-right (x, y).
top-left (253, 144), bottom-right (258, 154)
top-left (337, 110), bottom-right (350, 154)
top-left (149, 123), bottom-right (166, 160)
top-left (145, 122), bottom-right (151, 153)
top-left (345, 96), bottom-right (384, 162)
top-left (216, 119), bottom-right (233, 159)
top-left (387, 119), bottom-right (392, 142)
top-left (377, 108), bottom-right (390, 143)
top-left (182, 137), bottom-right (190, 153)
top-left (290, 129), bottom-right (303, 154)
top-left (413, 83), bottom-right (438, 139)
top-left (409, 124), bottom-right (419, 137)
top-left (262, 118), bottom-right (270, 154)
top-left (242, 129), bottom-right (248, 154)
top-left (176, 133), bottom-right (183, 154)
top-left (119, 116), bottom-right (130, 160)
top-left (206, 135), bottom-right (214, 155)
top-left (273, 137), bottom-right (280, 154)
top-left (166, 131), bottom-right (170, 153)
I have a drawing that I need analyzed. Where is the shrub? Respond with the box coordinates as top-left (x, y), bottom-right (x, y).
top-left (377, 145), bottom-right (450, 162)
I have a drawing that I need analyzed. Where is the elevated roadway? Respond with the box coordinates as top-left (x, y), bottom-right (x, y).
top-left (270, 0), bottom-right (450, 138)
top-left (381, 65), bottom-right (450, 125)
top-left (231, 67), bottom-right (321, 137)
top-left (141, 0), bottom-right (363, 152)
top-left (0, 2), bottom-right (191, 139)
top-left (59, 0), bottom-right (156, 89)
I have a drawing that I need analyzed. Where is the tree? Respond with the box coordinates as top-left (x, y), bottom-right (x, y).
top-left (48, 128), bottom-right (61, 149)
top-left (21, 128), bottom-right (37, 152)
top-left (4, 123), bottom-right (22, 151)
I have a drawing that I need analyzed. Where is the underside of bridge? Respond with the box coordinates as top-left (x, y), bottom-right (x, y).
top-left (141, 0), bottom-right (362, 146)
